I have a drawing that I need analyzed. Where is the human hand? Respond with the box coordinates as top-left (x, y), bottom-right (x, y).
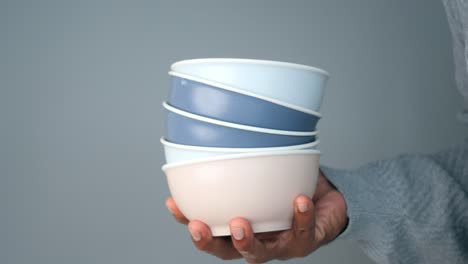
top-left (165, 171), bottom-right (347, 263)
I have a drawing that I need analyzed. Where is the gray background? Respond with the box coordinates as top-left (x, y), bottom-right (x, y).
top-left (2, 0), bottom-right (467, 263)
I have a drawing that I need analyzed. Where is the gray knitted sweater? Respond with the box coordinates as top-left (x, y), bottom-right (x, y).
top-left (321, 1), bottom-right (468, 263)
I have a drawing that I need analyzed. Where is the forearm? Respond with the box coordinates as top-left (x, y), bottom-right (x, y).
top-left (321, 139), bottom-right (468, 264)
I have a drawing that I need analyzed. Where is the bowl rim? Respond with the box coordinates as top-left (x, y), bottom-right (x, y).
top-left (160, 137), bottom-right (320, 152)
top-left (163, 101), bottom-right (319, 136)
top-left (162, 149), bottom-right (320, 171)
top-left (168, 71), bottom-right (322, 117)
top-left (170, 58), bottom-right (330, 77)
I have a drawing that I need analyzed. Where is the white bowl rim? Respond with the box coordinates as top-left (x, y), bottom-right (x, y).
top-left (163, 101), bottom-right (319, 136)
top-left (162, 149), bottom-right (320, 171)
top-left (168, 71), bottom-right (322, 117)
top-left (170, 58), bottom-right (330, 77)
top-left (160, 137), bottom-right (320, 152)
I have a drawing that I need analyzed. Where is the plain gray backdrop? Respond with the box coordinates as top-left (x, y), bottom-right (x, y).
top-left (2, 0), bottom-right (467, 263)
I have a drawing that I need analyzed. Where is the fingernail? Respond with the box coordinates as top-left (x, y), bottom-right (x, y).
top-left (231, 227), bottom-right (244, 240)
top-left (298, 201), bottom-right (308, 213)
top-left (189, 227), bottom-right (202, 242)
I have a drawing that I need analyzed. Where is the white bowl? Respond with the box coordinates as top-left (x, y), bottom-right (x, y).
top-left (162, 149), bottom-right (320, 236)
top-left (171, 58), bottom-right (330, 112)
top-left (161, 137), bottom-right (320, 164)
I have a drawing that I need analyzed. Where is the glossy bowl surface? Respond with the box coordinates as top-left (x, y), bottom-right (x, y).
top-left (164, 102), bottom-right (318, 148)
top-left (169, 72), bottom-right (320, 131)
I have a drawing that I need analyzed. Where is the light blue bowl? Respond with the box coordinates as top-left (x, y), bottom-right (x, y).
top-left (171, 58), bottom-right (329, 112)
top-left (161, 137), bottom-right (320, 164)
top-left (168, 72), bottom-right (321, 132)
top-left (164, 102), bottom-right (318, 148)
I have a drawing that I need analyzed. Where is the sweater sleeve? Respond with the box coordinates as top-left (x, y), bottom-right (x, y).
top-left (443, 0), bottom-right (468, 125)
top-left (319, 2), bottom-right (468, 263)
top-left (321, 140), bottom-right (468, 264)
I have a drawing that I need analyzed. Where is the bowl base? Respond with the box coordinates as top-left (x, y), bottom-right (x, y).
top-left (210, 220), bottom-right (292, 237)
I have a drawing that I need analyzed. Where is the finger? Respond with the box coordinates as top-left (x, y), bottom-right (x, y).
top-left (255, 231), bottom-right (283, 241)
top-left (188, 220), bottom-right (241, 260)
top-left (292, 195), bottom-right (317, 256)
top-left (271, 195), bottom-right (314, 259)
top-left (165, 197), bottom-right (189, 225)
top-left (293, 195), bottom-right (315, 240)
top-left (229, 218), bottom-right (274, 263)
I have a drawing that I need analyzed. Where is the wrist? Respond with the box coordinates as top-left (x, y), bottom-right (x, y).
top-left (319, 168), bottom-right (349, 238)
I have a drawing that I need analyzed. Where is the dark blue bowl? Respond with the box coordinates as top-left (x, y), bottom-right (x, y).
top-left (164, 102), bottom-right (317, 148)
top-left (168, 72), bottom-right (321, 132)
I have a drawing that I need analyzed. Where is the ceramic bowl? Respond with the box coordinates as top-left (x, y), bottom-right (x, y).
top-left (164, 102), bottom-right (318, 148)
top-left (171, 58), bottom-right (329, 112)
top-left (168, 71), bottom-right (321, 131)
top-left (162, 149), bottom-right (320, 236)
top-left (161, 137), bottom-right (319, 164)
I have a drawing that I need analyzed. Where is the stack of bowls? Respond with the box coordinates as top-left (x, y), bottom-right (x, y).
top-left (161, 59), bottom-right (329, 236)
